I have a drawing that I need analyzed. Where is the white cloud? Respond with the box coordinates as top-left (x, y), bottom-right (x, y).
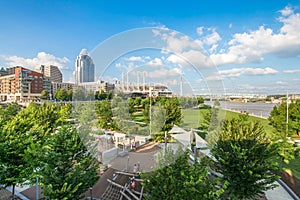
top-left (204, 28), bottom-right (221, 45)
top-left (279, 6), bottom-right (293, 16)
top-left (219, 67), bottom-right (278, 77)
top-left (126, 56), bottom-right (144, 62)
top-left (196, 26), bottom-right (204, 36)
top-left (276, 81), bottom-right (288, 85)
top-left (147, 67), bottom-right (182, 79)
top-left (205, 75), bottom-right (223, 81)
top-left (2, 52), bottom-right (70, 70)
top-left (147, 57), bottom-right (163, 66)
top-left (211, 7), bottom-right (300, 65)
top-left (283, 69), bottom-right (300, 73)
top-left (229, 23), bottom-right (233, 29)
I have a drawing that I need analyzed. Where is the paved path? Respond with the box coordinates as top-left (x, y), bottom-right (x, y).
top-left (265, 181), bottom-right (299, 200)
top-left (110, 150), bottom-right (159, 172)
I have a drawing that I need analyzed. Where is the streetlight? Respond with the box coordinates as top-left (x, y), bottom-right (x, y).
top-left (33, 168), bottom-right (40, 200)
top-left (89, 187), bottom-right (93, 200)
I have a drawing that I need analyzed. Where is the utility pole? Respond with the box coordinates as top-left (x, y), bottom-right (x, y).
top-left (149, 88), bottom-right (152, 137)
top-left (286, 91), bottom-right (289, 136)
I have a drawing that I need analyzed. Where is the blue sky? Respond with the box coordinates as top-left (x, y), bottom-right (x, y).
top-left (1, 0), bottom-right (300, 95)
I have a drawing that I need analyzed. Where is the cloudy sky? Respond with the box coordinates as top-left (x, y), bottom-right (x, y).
top-left (0, 0), bottom-right (300, 95)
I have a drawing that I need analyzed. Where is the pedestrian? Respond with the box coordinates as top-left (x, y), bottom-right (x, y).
top-left (133, 164), bottom-right (138, 175)
top-left (132, 140), bottom-right (136, 151)
top-left (130, 177), bottom-right (135, 190)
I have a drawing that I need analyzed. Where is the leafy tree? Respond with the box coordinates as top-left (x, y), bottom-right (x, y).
top-left (41, 90), bottom-right (50, 100)
top-left (0, 103), bottom-right (72, 197)
top-left (95, 99), bottom-right (118, 130)
top-left (73, 88), bottom-right (85, 101)
top-left (0, 118), bottom-right (29, 198)
top-left (198, 108), bottom-right (212, 131)
top-left (211, 118), bottom-right (280, 200)
top-left (0, 103), bottom-right (20, 126)
top-left (213, 99), bottom-right (220, 107)
top-left (96, 90), bottom-right (107, 100)
top-left (127, 98), bottom-right (135, 113)
top-left (107, 90), bottom-right (113, 100)
top-left (269, 100), bottom-right (299, 162)
top-left (160, 98), bottom-right (182, 131)
top-left (150, 104), bottom-right (166, 135)
top-left (86, 90), bottom-right (95, 101)
top-left (112, 97), bottom-right (131, 133)
top-left (197, 97), bottom-right (205, 104)
top-left (55, 88), bottom-right (68, 101)
top-left (142, 98), bottom-right (150, 122)
top-left (142, 147), bottom-right (222, 200)
top-left (39, 125), bottom-right (99, 199)
top-left (67, 90), bottom-right (73, 101)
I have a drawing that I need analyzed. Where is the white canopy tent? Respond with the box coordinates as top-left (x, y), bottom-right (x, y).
top-left (169, 125), bottom-right (186, 134)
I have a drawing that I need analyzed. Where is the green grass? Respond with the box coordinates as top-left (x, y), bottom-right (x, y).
top-left (283, 155), bottom-right (300, 179)
top-left (182, 108), bottom-right (300, 179)
top-left (182, 108), bottom-right (276, 136)
top-left (218, 109), bottom-right (276, 137)
top-left (181, 109), bottom-right (205, 129)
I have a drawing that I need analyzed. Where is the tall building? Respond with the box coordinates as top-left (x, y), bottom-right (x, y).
top-left (51, 82), bottom-right (74, 98)
top-left (0, 66), bottom-right (45, 101)
top-left (75, 49), bottom-right (95, 84)
top-left (39, 65), bottom-right (62, 83)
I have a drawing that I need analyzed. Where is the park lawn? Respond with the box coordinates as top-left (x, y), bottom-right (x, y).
top-left (182, 108), bottom-right (276, 137)
top-left (283, 155), bottom-right (300, 179)
top-left (181, 109), bottom-right (206, 129)
top-left (218, 109), bottom-right (276, 137)
top-left (182, 108), bottom-right (300, 179)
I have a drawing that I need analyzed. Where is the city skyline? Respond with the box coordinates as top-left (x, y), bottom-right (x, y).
top-left (0, 1), bottom-right (300, 94)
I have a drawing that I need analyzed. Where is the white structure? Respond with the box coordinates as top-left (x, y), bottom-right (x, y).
top-left (75, 49), bottom-right (95, 84)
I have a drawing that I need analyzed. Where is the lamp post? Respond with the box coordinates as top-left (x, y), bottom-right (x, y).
top-left (89, 187), bottom-right (93, 200)
top-left (33, 168), bottom-right (40, 200)
top-left (36, 176), bottom-right (39, 200)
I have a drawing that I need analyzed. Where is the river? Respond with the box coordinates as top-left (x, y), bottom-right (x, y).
top-left (204, 101), bottom-right (278, 119)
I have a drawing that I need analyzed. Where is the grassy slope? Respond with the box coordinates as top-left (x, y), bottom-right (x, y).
top-left (181, 108), bottom-right (276, 136)
top-left (182, 108), bottom-right (300, 179)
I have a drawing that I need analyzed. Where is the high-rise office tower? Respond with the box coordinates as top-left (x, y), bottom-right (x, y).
top-left (75, 49), bottom-right (95, 84)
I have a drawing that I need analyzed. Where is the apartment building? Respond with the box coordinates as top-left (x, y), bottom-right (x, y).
top-left (0, 66), bottom-right (47, 102)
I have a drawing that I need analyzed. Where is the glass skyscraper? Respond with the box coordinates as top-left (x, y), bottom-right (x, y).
top-left (75, 49), bottom-right (95, 84)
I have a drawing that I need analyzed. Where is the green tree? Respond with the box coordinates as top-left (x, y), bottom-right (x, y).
top-left (127, 98), bottom-right (135, 113)
top-left (95, 99), bottom-right (118, 130)
top-left (86, 90), bottom-right (95, 101)
top-left (211, 118), bottom-right (280, 200)
top-left (160, 98), bottom-right (182, 131)
top-left (269, 100), bottom-right (299, 162)
top-left (73, 88), bottom-right (85, 101)
top-left (67, 90), bottom-right (73, 101)
top-left (96, 90), bottom-right (107, 100)
top-left (39, 125), bottom-right (99, 199)
top-left (142, 147), bottom-right (222, 200)
top-left (0, 103), bottom-right (72, 197)
top-left (0, 103), bottom-right (20, 126)
top-left (55, 88), bottom-right (68, 101)
top-left (112, 97), bottom-right (131, 133)
top-left (197, 96), bottom-right (205, 104)
top-left (214, 99), bottom-right (220, 107)
top-left (41, 90), bottom-right (50, 100)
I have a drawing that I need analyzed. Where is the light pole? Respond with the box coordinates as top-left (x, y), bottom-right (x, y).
top-left (36, 176), bottom-right (39, 200)
top-left (149, 88), bottom-right (152, 137)
top-left (89, 187), bottom-right (93, 200)
top-left (33, 168), bottom-right (40, 200)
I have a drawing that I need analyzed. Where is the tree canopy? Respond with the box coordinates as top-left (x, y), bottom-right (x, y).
top-left (142, 147), bottom-right (222, 200)
top-left (38, 125), bottom-right (99, 199)
top-left (211, 118), bottom-right (280, 199)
